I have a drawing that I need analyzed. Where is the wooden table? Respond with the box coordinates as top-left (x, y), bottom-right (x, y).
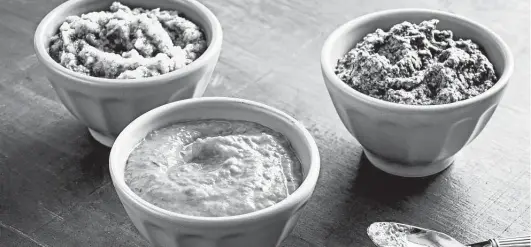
top-left (0, 0), bottom-right (529, 246)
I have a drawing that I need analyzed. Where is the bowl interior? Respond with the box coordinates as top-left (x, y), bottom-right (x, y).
top-left (323, 9), bottom-right (508, 82)
top-left (110, 98), bottom-right (319, 222)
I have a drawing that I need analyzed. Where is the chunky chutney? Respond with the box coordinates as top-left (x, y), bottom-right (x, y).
top-left (48, 2), bottom-right (207, 79)
top-left (125, 120), bottom-right (304, 217)
top-left (335, 19), bottom-right (498, 105)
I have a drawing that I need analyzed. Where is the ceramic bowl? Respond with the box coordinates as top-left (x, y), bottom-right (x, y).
top-left (109, 97), bottom-right (320, 247)
top-left (34, 0), bottom-right (222, 147)
top-left (321, 9), bottom-right (513, 177)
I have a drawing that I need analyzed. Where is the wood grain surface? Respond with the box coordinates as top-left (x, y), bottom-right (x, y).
top-left (0, 0), bottom-right (529, 246)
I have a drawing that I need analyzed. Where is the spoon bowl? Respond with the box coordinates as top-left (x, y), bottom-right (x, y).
top-left (367, 222), bottom-right (465, 247)
top-left (367, 222), bottom-right (531, 247)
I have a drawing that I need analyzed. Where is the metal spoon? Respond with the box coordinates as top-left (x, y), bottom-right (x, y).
top-left (367, 222), bottom-right (530, 247)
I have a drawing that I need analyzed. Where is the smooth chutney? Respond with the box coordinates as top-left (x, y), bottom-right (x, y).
top-left (125, 120), bottom-right (304, 217)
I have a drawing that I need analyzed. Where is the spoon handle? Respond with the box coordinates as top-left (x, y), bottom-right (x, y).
top-left (468, 236), bottom-right (530, 247)
top-left (494, 236), bottom-right (531, 247)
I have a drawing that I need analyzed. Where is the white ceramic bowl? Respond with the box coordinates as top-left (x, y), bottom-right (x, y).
top-left (321, 9), bottom-right (513, 177)
top-left (109, 97), bottom-right (320, 247)
top-left (34, 0), bottom-right (222, 147)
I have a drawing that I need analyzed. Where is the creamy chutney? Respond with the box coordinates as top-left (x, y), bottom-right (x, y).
top-left (48, 2), bottom-right (207, 79)
top-left (125, 120), bottom-right (304, 217)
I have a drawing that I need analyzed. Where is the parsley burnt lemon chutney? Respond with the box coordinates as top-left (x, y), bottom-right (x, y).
top-left (335, 19), bottom-right (498, 105)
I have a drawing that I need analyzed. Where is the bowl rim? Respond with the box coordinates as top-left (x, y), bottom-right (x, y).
top-left (109, 97), bottom-right (321, 226)
top-left (33, 0), bottom-right (223, 89)
top-left (320, 8), bottom-right (514, 112)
